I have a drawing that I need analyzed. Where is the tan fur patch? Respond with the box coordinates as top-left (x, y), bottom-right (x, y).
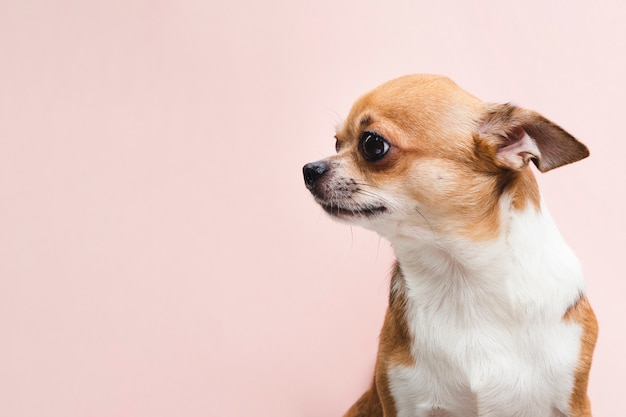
top-left (376, 264), bottom-right (414, 417)
top-left (379, 264), bottom-right (414, 367)
top-left (564, 296), bottom-right (598, 417)
top-left (343, 264), bottom-right (412, 417)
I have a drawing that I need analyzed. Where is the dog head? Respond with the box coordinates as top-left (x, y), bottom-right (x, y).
top-left (303, 75), bottom-right (588, 241)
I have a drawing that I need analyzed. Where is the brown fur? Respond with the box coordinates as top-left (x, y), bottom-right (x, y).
top-left (343, 383), bottom-right (383, 417)
top-left (564, 296), bottom-right (599, 417)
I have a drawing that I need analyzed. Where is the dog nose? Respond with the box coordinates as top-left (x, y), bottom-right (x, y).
top-left (303, 161), bottom-right (328, 189)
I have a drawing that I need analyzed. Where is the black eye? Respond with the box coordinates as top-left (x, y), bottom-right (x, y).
top-left (334, 136), bottom-right (340, 152)
top-left (359, 131), bottom-right (390, 161)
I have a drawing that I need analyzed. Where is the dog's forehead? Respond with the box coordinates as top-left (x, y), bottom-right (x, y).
top-left (338, 75), bottom-right (484, 143)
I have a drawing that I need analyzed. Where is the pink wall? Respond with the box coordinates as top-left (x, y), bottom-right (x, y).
top-left (1, 1), bottom-right (624, 416)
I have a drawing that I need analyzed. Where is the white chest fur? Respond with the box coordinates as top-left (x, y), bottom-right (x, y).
top-left (386, 205), bottom-right (585, 417)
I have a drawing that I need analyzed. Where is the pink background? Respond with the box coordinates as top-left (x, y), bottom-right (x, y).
top-left (1, 1), bottom-right (624, 416)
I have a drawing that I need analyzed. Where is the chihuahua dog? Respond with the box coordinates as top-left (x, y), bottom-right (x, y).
top-left (302, 75), bottom-right (597, 417)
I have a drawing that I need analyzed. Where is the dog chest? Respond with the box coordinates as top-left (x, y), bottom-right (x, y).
top-left (385, 304), bottom-right (584, 417)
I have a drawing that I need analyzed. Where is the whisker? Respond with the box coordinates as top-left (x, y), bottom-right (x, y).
top-left (350, 226), bottom-right (354, 248)
top-left (353, 181), bottom-right (437, 240)
top-left (415, 206), bottom-right (436, 239)
top-left (354, 188), bottom-right (400, 211)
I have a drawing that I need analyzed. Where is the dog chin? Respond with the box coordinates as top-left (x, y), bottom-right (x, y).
top-left (319, 201), bottom-right (387, 219)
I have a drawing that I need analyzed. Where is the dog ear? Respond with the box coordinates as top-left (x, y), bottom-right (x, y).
top-left (478, 103), bottom-right (589, 172)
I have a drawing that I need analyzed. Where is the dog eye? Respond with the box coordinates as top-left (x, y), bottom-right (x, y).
top-left (334, 136), bottom-right (340, 152)
top-left (360, 132), bottom-right (390, 161)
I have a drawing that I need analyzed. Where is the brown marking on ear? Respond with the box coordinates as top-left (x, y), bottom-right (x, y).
top-left (564, 296), bottom-right (598, 417)
top-left (523, 113), bottom-right (590, 172)
top-left (480, 103), bottom-right (589, 172)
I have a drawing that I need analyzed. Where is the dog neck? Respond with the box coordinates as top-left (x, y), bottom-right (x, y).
top-left (387, 194), bottom-right (585, 320)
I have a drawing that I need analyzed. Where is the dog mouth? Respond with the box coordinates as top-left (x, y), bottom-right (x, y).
top-left (318, 201), bottom-right (387, 218)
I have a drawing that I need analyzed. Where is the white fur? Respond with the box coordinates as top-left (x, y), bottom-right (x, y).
top-left (383, 198), bottom-right (585, 417)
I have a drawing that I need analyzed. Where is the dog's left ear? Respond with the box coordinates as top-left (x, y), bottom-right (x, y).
top-left (478, 103), bottom-right (589, 172)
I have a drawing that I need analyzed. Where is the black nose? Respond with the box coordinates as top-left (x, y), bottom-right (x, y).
top-left (303, 161), bottom-right (328, 189)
